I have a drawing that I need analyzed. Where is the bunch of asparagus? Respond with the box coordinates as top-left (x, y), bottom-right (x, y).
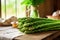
top-left (18, 17), bottom-right (60, 34)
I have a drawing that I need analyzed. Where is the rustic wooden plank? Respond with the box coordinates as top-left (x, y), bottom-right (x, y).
top-left (42, 31), bottom-right (60, 40)
top-left (14, 31), bottom-right (59, 40)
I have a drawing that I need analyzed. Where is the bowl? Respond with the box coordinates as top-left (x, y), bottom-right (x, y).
top-left (47, 15), bottom-right (60, 20)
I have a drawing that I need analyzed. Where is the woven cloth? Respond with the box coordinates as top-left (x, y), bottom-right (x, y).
top-left (0, 26), bottom-right (24, 40)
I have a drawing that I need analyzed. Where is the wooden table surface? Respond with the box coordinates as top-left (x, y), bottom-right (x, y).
top-left (14, 31), bottom-right (60, 40)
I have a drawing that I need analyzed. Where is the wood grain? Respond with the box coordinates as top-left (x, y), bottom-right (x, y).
top-left (13, 31), bottom-right (60, 40)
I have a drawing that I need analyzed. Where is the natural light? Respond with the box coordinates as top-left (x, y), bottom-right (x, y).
top-left (1, 0), bottom-right (26, 19)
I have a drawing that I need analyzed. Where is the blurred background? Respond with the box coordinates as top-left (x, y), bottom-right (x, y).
top-left (0, 0), bottom-right (60, 19)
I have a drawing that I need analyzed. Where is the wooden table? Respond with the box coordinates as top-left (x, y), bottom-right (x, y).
top-left (13, 31), bottom-right (60, 40)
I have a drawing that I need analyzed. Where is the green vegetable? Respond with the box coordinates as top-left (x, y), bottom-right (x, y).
top-left (18, 17), bottom-right (60, 34)
top-left (21, 0), bottom-right (45, 18)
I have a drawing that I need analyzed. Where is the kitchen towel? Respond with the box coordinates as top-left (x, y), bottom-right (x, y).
top-left (0, 26), bottom-right (24, 40)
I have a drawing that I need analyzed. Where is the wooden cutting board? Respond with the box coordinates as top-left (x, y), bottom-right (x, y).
top-left (13, 31), bottom-right (60, 40)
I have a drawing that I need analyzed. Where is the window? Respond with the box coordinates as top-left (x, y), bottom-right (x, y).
top-left (1, 0), bottom-right (26, 19)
